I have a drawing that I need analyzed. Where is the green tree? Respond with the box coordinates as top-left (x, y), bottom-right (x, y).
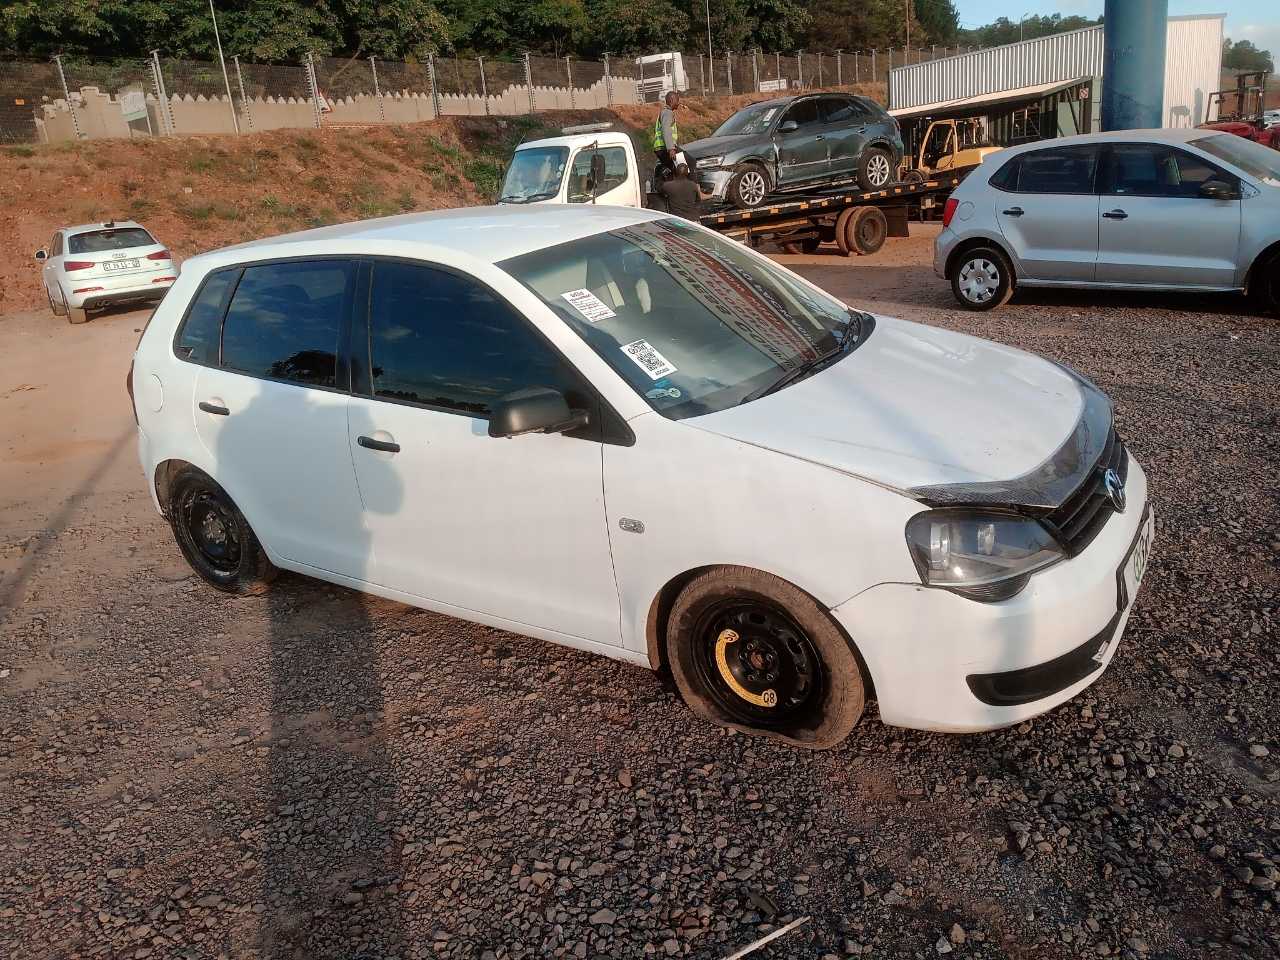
top-left (1222, 38), bottom-right (1274, 72)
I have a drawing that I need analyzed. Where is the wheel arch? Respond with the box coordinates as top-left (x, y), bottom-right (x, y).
top-left (1244, 239), bottom-right (1280, 295)
top-left (642, 563), bottom-right (877, 699)
top-left (945, 235), bottom-right (1017, 282)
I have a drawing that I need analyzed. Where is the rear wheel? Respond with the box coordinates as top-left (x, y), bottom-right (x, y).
top-left (728, 163), bottom-right (770, 209)
top-left (845, 206), bottom-right (887, 256)
top-left (949, 245), bottom-right (1015, 310)
top-left (168, 468), bottom-right (276, 594)
top-left (48, 288), bottom-right (67, 317)
top-left (666, 567), bottom-right (866, 750)
top-left (857, 148), bottom-right (894, 190)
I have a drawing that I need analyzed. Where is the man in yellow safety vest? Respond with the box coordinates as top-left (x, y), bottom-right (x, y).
top-left (652, 91), bottom-right (681, 179)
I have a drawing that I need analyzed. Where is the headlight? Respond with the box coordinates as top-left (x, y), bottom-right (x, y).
top-left (905, 509), bottom-right (1064, 602)
top-left (696, 155), bottom-right (725, 168)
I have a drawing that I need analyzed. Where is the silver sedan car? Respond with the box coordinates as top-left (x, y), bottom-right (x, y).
top-left (934, 128), bottom-right (1280, 311)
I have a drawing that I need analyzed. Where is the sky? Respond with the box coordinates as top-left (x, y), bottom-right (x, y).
top-left (955, 1), bottom-right (1280, 60)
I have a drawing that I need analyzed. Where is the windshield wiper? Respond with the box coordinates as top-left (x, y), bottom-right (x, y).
top-left (500, 190), bottom-right (558, 204)
top-left (741, 310), bottom-right (870, 404)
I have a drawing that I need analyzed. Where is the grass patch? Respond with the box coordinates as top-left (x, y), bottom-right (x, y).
top-left (3, 145), bottom-right (36, 157)
top-left (127, 197), bottom-right (156, 221)
top-left (305, 207), bottom-right (339, 228)
top-left (396, 189), bottom-right (415, 212)
top-left (305, 174), bottom-right (331, 192)
top-left (462, 158), bottom-right (503, 199)
top-left (182, 200), bottom-right (239, 223)
top-left (430, 170), bottom-right (460, 192)
top-left (293, 135), bottom-right (321, 160)
top-left (423, 135), bottom-right (462, 163)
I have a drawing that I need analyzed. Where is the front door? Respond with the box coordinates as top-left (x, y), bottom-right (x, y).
top-left (188, 258), bottom-right (371, 579)
top-left (774, 98), bottom-right (829, 187)
top-left (1095, 143), bottom-right (1242, 288)
top-left (566, 144), bottom-right (634, 206)
top-left (345, 259), bottom-right (621, 646)
top-left (994, 143), bottom-right (1101, 282)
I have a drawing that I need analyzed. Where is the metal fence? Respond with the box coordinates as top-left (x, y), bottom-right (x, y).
top-left (0, 44), bottom-right (982, 144)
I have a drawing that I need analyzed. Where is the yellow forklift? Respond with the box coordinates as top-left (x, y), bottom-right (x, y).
top-left (900, 117), bottom-right (1003, 183)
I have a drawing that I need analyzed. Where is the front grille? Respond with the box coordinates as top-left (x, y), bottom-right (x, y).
top-left (1041, 428), bottom-right (1128, 556)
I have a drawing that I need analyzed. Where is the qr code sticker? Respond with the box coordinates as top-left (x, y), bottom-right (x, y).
top-left (620, 339), bottom-right (677, 380)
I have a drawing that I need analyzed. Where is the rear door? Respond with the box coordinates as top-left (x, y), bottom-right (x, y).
top-left (186, 258), bottom-right (371, 579)
top-left (774, 98), bottom-right (828, 186)
top-left (993, 144), bottom-right (1101, 282)
top-left (1095, 142), bottom-right (1241, 288)
top-left (819, 96), bottom-right (871, 179)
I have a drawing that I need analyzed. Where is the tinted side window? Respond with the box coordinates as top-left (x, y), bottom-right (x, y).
top-left (1101, 144), bottom-right (1238, 197)
top-left (821, 97), bottom-right (866, 124)
top-left (68, 227), bottom-right (155, 254)
top-left (367, 261), bottom-right (590, 419)
top-left (989, 156), bottom-right (1020, 191)
top-left (783, 99), bottom-right (821, 129)
top-left (221, 260), bottom-right (353, 388)
top-left (1014, 146), bottom-right (1098, 194)
top-left (175, 270), bottom-right (237, 365)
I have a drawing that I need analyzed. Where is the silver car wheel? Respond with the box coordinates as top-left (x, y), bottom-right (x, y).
top-left (739, 170), bottom-right (767, 206)
top-left (958, 257), bottom-right (1000, 303)
top-left (866, 153), bottom-right (891, 186)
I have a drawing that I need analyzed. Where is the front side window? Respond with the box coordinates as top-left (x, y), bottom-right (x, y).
top-left (1100, 143), bottom-right (1236, 197)
top-left (175, 269), bottom-right (237, 365)
top-left (366, 261), bottom-right (590, 419)
top-left (499, 146), bottom-right (568, 203)
top-left (68, 227), bottom-right (154, 254)
top-left (220, 260), bottom-right (353, 388)
top-left (782, 99), bottom-right (821, 130)
top-left (1007, 145), bottom-right (1098, 194)
top-left (1189, 134), bottom-right (1280, 186)
top-left (567, 146), bottom-right (629, 202)
top-left (501, 218), bottom-right (864, 420)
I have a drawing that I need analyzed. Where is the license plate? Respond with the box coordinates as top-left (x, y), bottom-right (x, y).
top-left (103, 259), bottom-right (140, 272)
top-left (1119, 508), bottom-right (1155, 610)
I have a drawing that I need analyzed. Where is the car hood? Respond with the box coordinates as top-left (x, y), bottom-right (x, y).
top-left (684, 135), bottom-right (759, 159)
top-left (687, 316), bottom-right (1106, 506)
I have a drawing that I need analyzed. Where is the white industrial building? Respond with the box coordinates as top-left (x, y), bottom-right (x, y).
top-left (888, 14), bottom-right (1225, 131)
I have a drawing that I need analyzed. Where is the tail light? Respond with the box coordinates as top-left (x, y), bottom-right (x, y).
top-left (943, 198), bottom-right (959, 228)
top-left (72, 285), bottom-right (104, 294)
top-left (127, 358), bottom-right (138, 424)
top-left (151, 276), bottom-right (177, 283)
top-left (63, 260), bottom-right (94, 271)
top-left (146, 250), bottom-right (171, 261)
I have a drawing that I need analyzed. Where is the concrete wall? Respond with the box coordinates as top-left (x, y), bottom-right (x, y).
top-left (35, 77), bottom-right (642, 142)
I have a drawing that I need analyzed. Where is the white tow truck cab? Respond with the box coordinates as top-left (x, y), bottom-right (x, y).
top-left (498, 126), bottom-right (644, 208)
top-left (635, 52), bottom-right (689, 102)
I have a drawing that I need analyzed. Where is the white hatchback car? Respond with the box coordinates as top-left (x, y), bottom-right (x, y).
top-left (130, 206), bottom-right (1153, 749)
top-left (37, 220), bottom-right (177, 324)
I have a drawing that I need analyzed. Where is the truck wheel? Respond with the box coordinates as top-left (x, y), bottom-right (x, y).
top-left (728, 163), bottom-right (770, 209)
top-left (857, 148), bottom-right (894, 190)
top-left (665, 566), bottom-right (866, 750)
top-left (949, 245), bottom-right (1015, 310)
top-left (845, 206), bottom-right (887, 255)
top-left (834, 208), bottom-right (856, 256)
top-left (902, 169), bottom-right (926, 184)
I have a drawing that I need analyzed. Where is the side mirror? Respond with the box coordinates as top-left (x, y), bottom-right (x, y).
top-left (778, 120), bottom-right (799, 134)
top-left (488, 387), bottom-right (589, 438)
top-left (34, 249), bottom-right (47, 261)
top-left (1199, 179), bottom-right (1239, 201)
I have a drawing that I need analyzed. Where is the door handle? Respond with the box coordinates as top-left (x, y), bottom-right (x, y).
top-left (815, 134), bottom-right (825, 141)
top-left (198, 401), bottom-right (229, 416)
top-left (357, 435), bottom-right (400, 454)
top-left (1002, 207), bottom-right (1024, 217)
top-left (1102, 209), bottom-right (1128, 219)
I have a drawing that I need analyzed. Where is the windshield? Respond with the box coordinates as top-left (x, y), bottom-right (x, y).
top-left (714, 103), bottom-right (783, 137)
top-left (1191, 134), bottom-right (1280, 186)
top-left (68, 227), bottom-right (154, 253)
top-left (499, 146), bottom-right (568, 203)
top-left (500, 218), bottom-right (866, 419)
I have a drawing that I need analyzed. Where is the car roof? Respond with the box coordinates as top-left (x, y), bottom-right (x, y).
top-left (195, 204), bottom-right (668, 269)
top-left (997, 127), bottom-right (1226, 157)
top-left (63, 220), bottom-right (149, 236)
top-left (516, 131), bottom-right (634, 151)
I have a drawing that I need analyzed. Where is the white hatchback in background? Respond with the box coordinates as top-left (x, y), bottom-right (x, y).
top-left (130, 205), bottom-right (1153, 749)
top-left (36, 221), bottom-right (177, 324)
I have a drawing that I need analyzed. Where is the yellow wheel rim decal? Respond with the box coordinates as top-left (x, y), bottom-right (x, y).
top-left (714, 629), bottom-right (778, 708)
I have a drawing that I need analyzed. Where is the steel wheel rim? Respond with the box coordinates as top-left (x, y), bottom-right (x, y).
top-left (867, 153), bottom-right (891, 185)
top-left (740, 171), bottom-right (766, 206)
top-left (691, 600), bottom-right (825, 726)
top-left (959, 257), bottom-right (1000, 303)
top-left (180, 490), bottom-right (241, 573)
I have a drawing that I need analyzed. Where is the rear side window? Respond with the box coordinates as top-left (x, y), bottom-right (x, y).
top-left (822, 97), bottom-right (868, 124)
top-left (366, 260), bottom-right (590, 418)
top-left (68, 227), bottom-right (154, 254)
top-left (175, 270), bottom-right (236, 365)
top-left (221, 260), bottom-right (354, 389)
top-left (1000, 146), bottom-right (1098, 194)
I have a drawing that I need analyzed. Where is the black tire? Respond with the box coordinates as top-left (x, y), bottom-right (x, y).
top-left (666, 566), bottom-right (866, 750)
top-left (902, 169), bottom-right (926, 184)
top-left (949, 244), bottom-right (1015, 311)
top-left (856, 148), bottom-right (894, 190)
top-left (728, 163), bottom-right (771, 209)
top-left (834, 207), bottom-right (856, 256)
top-left (48, 288), bottom-right (67, 317)
top-left (1249, 252), bottom-right (1280, 315)
top-left (168, 468), bottom-right (276, 594)
top-left (845, 206), bottom-right (887, 256)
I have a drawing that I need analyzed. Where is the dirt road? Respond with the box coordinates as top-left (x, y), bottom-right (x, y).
top-left (2, 231), bottom-right (1278, 959)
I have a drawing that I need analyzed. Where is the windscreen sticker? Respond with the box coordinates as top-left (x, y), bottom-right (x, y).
top-left (621, 339), bottom-right (677, 380)
top-left (762, 108), bottom-right (777, 122)
top-left (561, 288), bottom-right (616, 323)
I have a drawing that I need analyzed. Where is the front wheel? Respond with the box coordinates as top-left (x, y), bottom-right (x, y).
top-left (857, 148), bottom-right (894, 190)
top-left (168, 468), bottom-right (277, 594)
top-left (1250, 252), bottom-right (1280, 315)
top-left (949, 245), bottom-right (1015, 310)
top-left (666, 567), bottom-right (866, 750)
top-left (728, 163), bottom-right (770, 209)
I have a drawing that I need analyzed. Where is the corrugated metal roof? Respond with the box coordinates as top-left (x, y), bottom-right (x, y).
top-left (888, 78), bottom-right (1088, 119)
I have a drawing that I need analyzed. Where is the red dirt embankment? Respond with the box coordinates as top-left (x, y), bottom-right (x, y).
top-left (0, 85), bottom-right (884, 315)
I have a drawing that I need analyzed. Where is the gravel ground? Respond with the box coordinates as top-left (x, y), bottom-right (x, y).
top-left (1, 227), bottom-right (1277, 960)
